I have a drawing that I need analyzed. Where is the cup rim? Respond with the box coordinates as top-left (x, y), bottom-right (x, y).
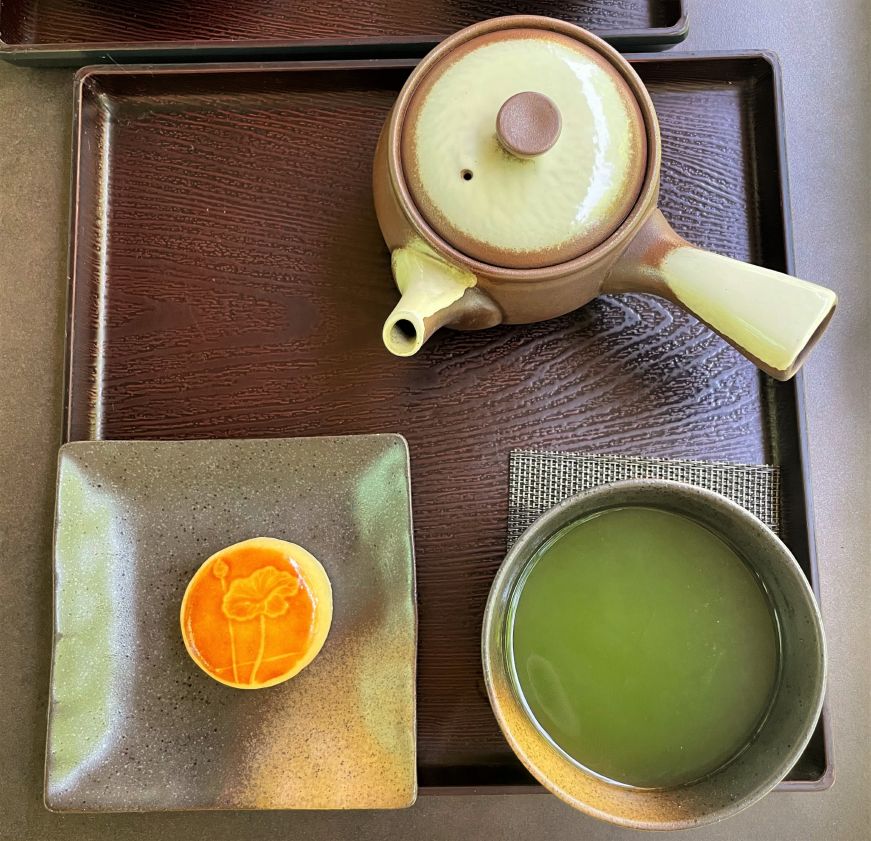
top-left (386, 15), bottom-right (663, 282)
top-left (482, 478), bottom-right (827, 829)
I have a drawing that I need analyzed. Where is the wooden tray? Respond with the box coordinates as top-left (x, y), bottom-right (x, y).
top-left (0, 1), bottom-right (687, 66)
top-left (63, 53), bottom-right (833, 794)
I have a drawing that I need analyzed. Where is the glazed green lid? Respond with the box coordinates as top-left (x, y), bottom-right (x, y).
top-left (400, 27), bottom-right (647, 269)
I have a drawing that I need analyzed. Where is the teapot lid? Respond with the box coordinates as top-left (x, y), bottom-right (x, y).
top-left (399, 26), bottom-right (647, 269)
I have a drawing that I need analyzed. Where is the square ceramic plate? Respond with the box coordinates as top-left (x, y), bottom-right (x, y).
top-left (46, 435), bottom-right (416, 811)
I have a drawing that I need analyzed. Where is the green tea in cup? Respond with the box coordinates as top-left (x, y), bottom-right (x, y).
top-left (509, 506), bottom-right (780, 789)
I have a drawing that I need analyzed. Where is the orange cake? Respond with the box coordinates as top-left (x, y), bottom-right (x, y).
top-left (180, 537), bottom-right (332, 689)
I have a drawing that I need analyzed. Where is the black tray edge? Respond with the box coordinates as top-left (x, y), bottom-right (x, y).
top-left (762, 45), bottom-right (836, 793)
top-left (1, 7), bottom-right (688, 67)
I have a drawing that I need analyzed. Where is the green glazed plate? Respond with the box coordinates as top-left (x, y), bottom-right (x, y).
top-left (46, 435), bottom-right (417, 811)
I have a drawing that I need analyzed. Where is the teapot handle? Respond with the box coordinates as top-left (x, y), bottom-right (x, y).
top-left (605, 210), bottom-right (837, 380)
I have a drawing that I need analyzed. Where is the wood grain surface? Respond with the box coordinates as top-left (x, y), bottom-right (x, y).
top-left (65, 57), bottom-right (823, 787)
top-left (1, 0), bottom-right (681, 46)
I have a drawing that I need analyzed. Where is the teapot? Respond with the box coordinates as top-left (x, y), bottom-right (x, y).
top-left (373, 16), bottom-right (836, 380)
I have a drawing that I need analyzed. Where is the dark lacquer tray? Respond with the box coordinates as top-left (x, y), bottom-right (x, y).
top-left (63, 53), bottom-right (832, 794)
top-left (0, 1), bottom-right (687, 66)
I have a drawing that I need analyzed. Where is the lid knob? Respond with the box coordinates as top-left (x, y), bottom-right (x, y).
top-left (496, 91), bottom-right (562, 159)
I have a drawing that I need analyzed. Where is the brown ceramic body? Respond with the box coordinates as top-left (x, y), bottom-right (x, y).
top-left (373, 15), bottom-right (663, 329)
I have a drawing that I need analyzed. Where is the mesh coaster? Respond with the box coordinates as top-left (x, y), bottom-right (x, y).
top-left (508, 450), bottom-right (781, 549)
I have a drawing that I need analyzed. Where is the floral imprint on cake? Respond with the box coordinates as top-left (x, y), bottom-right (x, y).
top-left (217, 564), bottom-right (300, 685)
top-left (180, 538), bottom-right (329, 690)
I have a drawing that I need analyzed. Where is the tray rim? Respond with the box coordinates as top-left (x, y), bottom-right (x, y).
top-left (0, 4), bottom-right (688, 66)
top-left (61, 49), bottom-right (833, 796)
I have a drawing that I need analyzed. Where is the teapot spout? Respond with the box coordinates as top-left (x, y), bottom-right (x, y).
top-left (383, 247), bottom-right (502, 356)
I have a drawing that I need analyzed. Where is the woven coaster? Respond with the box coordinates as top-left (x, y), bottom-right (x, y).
top-left (508, 450), bottom-right (781, 549)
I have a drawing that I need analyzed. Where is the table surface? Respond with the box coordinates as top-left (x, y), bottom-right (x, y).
top-left (1, 1), bottom-right (868, 839)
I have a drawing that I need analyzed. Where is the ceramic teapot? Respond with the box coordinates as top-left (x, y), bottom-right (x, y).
top-left (373, 16), bottom-right (836, 380)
